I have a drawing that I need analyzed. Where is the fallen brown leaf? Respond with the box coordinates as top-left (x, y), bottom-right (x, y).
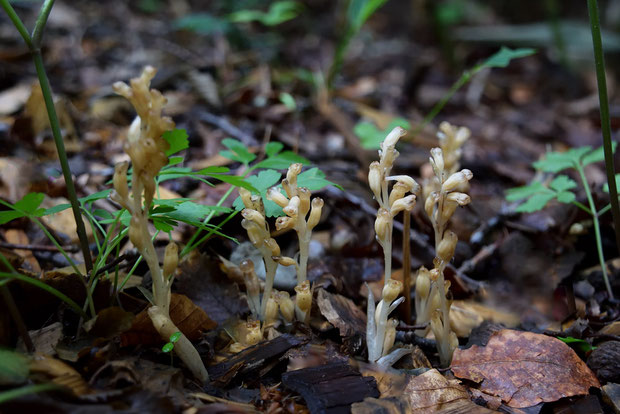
top-left (316, 288), bottom-right (366, 337)
top-left (30, 353), bottom-right (91, 396)
top-left (404, 369), bottom-right (493, 413)
top-left (121, 293), bottom-right (216, 347)
top-left (451, 329), bottom-right (600, 408)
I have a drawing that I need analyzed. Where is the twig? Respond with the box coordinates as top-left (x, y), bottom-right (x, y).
top-left (0, 241), bottom-right (79, 253)
top-left (198, 111), bottom-right (258, 146)
top-left (1, 285), bottom-right (34, 352)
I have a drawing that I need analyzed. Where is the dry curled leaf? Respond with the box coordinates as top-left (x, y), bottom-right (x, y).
top-left (451, 329), bottom-right (600, 408)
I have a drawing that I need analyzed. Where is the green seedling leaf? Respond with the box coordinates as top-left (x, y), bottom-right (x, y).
top-left (229, 1), bottom-right (302, 26)
top-left (603, 173), bottom-right (620, 193)
top-left (558, 336), bottom-right (596, 353)
top-left (515, 192), bottom-right (557, 213)
top-left (43, 203), bottom-right (71, 216)
top-left (534, 147), bottom-right (591, 173)
top-left (15, 192), bottom-right (45, 215)
top-left (265, 142), bottom-right (284, 157)
top-left (169, 331), bottom-right (182, 343)
top-left (0, 193), bottom-right (46, 224)
top-left (505, 181), bottom-right (550, 201)
top-left (582, 142), bottom-right (617, 166)
top-left (0, 349), bottom-right (29, 385)
top-left (80, 189), bottom-right (113, 205)
top-left (163, 128), bottom-right (189, 156)
top-left (173, 13), bottom-right (230, 34)
top-left (549, 175), bottom-right (577, 193)
top-left (556, 191), bottom-right (576, 204)
top-left (233, 169), bottom-right (283, 217)
top-left (480, 46), bottom-right (536, 69)
top-left (253, 151), bottom-right (310, 170)
top-left (162, 342), bottom-right (174, 353)
top-left (297, 167), bottom-right (343, 191)
top-left (279, 92), bottom-right (297, 110)
top-left (220, 138), bottom-right (256, 166)
top-left (348, 0), bottom-right (388, 31)
top-left (167, 156), bottom-right (184, 166)
top-left (354, 117), bottom-right (411, 150)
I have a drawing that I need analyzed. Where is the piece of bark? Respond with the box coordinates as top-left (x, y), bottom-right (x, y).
top-left (282, 362), bottom-right (379, 414)
top-left (208, 334), bottom-right (306, 386)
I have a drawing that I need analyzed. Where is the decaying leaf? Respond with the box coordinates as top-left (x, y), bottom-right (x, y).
top-left (351, 396), bottom-right (409, 414)
top-left (451, 329), bottom-right (600, 408)
top-left (121, 293), bottom-right (216, 347)
top-left (30, 354), bottom-right (91, 396)
top-left (404, 369), bottom-right (493, 413)
top-left (316, 288), bottom-right (366, 337)
top-left (175, 251), bottom-right (249, 325)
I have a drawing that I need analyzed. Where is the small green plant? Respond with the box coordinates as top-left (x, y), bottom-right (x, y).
top-left (557, 336), bottom-right (596, 353)
top-left (505, 144), bottom-right (617, 300)
top-left (162, 331), bottom-right (182, 365)
top-left (328, 0), bottom-right (389, 89)
top-left (354, 47), bottom-right (536, 149)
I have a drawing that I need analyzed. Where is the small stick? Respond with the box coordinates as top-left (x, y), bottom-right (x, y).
top-left (0, 241), bottom-right (79, 253)
top-left (1, 285), bottom-right (34, 352)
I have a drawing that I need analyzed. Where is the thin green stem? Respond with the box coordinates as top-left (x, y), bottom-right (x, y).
top-left (413, 69), bottom-right (476, 135)
top-left (32, 52), bottom-right (93, 272)
top-left (0, 0), bottom-right (33, 49)
top-left (577, 165), bottom-right (614, 299)
top-left (1, 0), bottom-right (93, 273)
top-left (587, 0), bottom-right (620, 266)
top-left (0, 271), bottom-right (87, 317)
top-left (31, 0), bottom-right (55, 47)
top-left (0, 383), bottom-right (61, 404)
top-left (572, 200), bottom-right (593, 215)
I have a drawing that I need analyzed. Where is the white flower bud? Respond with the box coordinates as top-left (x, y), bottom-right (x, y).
top-left (295, 280), bottom-right (312, 312)
top-left (415, 267), bottom-right (431, 300)
top-left (437, 230), bottom-right (458, 263)
top-left (390, 194), bottom-right (416, 216)
top-left (387, 175), bottom-right (419, 193)
top-left (442, 169), bottom-right (472, 192)
top-left (446, 192), bottom-right (471, 206)
top-left (298, 187), bottom-right (311, 216)
top-left (283, 196), bottom-right (300, 217)
top-left (368, 161), bottom-right (382, 201)
top-left (307, 197), bottom-right (324, 230)
top-left (266, 187), bottom-right (289, 208)
top-left (383, 126), bottom-right (406, 148)
top-left (276, 256), bottom-right (297, 267)
top-left (275, 291), bottom-right (295, 322)
top-left (113, 162), bottom-right (129, 201)
top-left (374, 208), bottom-right (391, 241)
top-left (163, 242), bottom-right (178, 278)
top-left (430, 147), bottom-right (444, 175)
top-left (382, 279), bottom-right (402, 303)
top-left (286, 163), bottom-right (302, 188)
top-left (244, 320), bottom-right (262, 345)
top-left (241, 209), bottom-right (265, 227)
top-left (275, 216), bottom-right (295, 231)
top-left (425, 192), bottom-right (438, 219)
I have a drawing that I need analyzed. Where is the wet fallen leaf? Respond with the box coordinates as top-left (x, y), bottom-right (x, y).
top-left (121, 293), bottom-right (216, 347)
top-left (17, 321), bottom-right (63, 355)
top-left (451, 329), bottom-right (600, 408)
top-left (4, 228), bottom-right (41, 271)
top-left (404, 368), bottom-right (493, 413)
top-left (351, 396), bottom-right (409, 414)
top-left (450, 300), bottom-right (520, 337)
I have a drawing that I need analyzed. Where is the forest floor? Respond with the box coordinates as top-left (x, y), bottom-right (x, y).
top-left (0, 1), bottom-right (619, 413)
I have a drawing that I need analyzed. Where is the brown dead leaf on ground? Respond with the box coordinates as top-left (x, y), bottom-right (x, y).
top-left (316, 288), bottom-right (366, 337)
top-left (30, 353), bottom-right (91, 396)
top-left (451, 329), bottom-right (600, 408)
top-left (121, 293), bottom-right (216, 347)
top-left (404, 369), bottom-right (494, 413)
